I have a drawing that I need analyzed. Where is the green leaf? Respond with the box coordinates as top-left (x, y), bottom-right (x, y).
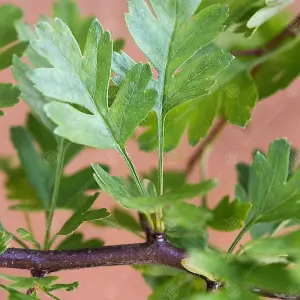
top-left (53, 0), bottom-right (94, 51)
top-left (56, 232), bottom-right (104, 250)
top-left (0, 84), bottom-right (20, 117)
top-left (0, 285), bottom-right (38, 300)
top-left (113, 39), bottom-right (125, 53)
top-left (163, 203), bottom-right (212, 233)
top-left (0, 230), bottom-right (12, 254)
top-left (125, 1), bottom-right (233, 157)
top-left (242, 231), bottom-right (300, 259)
top-left (93, 163), bottom-right (216, 212)
top-left (57, 193), bottom-right (110, 235)
top-left (245, 139), bottom-right (300, 225)
top-left (28, 18), bottom-right (156, 155)
top-left (16, 228), bottom-right (40, 250)
top-left (10, 127), bottom-right (54, 209)
top-left (45, 281), bottom-right (79, 292)
top-left (185, 250), bottom-right (300, 296)
top-left (254, 37), bottom-right (300, 100)
top-left (138, 55), bottom-right (257, 151)
top-left (209, 197), bottom-right (251, 232)
top-left (12, 56), bottom-right (54, 131)
top-left (57, 165), bottom-right (107, 207)
top-left (0, 5), bottom-right (27, 71)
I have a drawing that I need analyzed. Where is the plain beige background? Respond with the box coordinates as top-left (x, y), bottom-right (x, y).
top-left (0, 0), bottom-right (300, 299)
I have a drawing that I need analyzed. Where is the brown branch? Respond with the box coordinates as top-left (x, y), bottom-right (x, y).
top-left (186, 117), bottom-right (227, 176)
top-left (232, 13), bottom-right (300, 57)
top-left (0, 235), bottom-right (299, 298)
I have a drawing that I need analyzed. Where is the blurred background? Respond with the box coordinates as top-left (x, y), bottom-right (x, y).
top-left (0, 0), bottom-right (300, 299)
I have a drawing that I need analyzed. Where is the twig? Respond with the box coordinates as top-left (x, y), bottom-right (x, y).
top-left (186, 117), bottom-right (227, 176)
top-left (232, 13), bottom-right (300, 57)
top-left (138, 212), bottom-right (154, 241)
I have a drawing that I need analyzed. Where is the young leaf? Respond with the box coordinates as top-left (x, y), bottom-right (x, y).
top-left (244, 139), bottom-right (300, 226)
top-left (0, 285), bottom-right (37, 300)
top-left (56, 232), bottom-right (104, 250)
top-left (45, 281), bottom-right (79, 292)
top-left (12, 56), bottom-right (54, 131)
top-left (16, 228), bottom-right (41, 249)
top-left (93, 164), bottom-right (216, 212)
top-left (209, 197), bottom-right (252, 232)
top-left (163, 203), bottom-right (212, 233)
top-left (0, 230), bottom-right (12, 254)
top-left (242, 231), bottom-right (300, 259)
top-left (125, 1), bottom-right (233, 157)
top-left (0, 5), bottom-right (27, 71)
top-left (57, 193), bottom-right (110, 235)
top-left (53, 0), bottom-right (94, 50)
top-left (185, 250), bottom-right (300, 296)
top-left (28, 19), bottom-right (157, 156)
top-left (0, 84), bottom-right (20, 117)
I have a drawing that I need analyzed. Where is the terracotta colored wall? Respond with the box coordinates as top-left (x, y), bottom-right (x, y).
top-left (0, 0), bottom-right (300, 299)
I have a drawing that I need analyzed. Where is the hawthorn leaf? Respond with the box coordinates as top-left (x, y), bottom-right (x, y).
top-left (185, 250), bottom-right (300, 295)
top-left (16, 228), bottom-right (40, 249)
top-left (163, 203), bottom-right (212, 233)
top-left (57, 193), bottom-right (110, 235)
top-left (56, 232), bottom-right (104, 250)
top-left (0, 84), bottom-right (20, 117)
top-left (245, 139), bottom-right (300, 225)
top-left (254, 37), bottom-right (300, 100)
top-left (53, 0), bottom-right (94, 51)
top-left (28, 18), bottom-right (156, 154)
top-left (126, 1), bottom-right (233, 156)
top-left (0, 230), bottom-right (12, 255)
top-left (242, 231), bottom-right (300, 259)
top-left (93, 164), bottom-right (215, 212)
top-left (209, 197), bottom-right (252, 232)
top-left (10, 127), bottom-right (54, 209)
top-left (0, 5), bottom-right (27, 71)
top-left (45, 281), bottom-right (79, 292)
top-left (138, 56), bottom-right (257, 151)
top-left (0, 285), bottom-right (38, 300)
top-left (12, 56), bottom-right (54, 131)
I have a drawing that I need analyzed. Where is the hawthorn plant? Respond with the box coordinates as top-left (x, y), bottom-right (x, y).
top-left (1, 0), bottom-right (300, 299)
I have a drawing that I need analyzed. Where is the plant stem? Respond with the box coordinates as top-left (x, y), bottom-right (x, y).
top-left (44, 138), bottom-right (65, 250)
top-left (120, 149), bottom-right (154, 231)
top-left (228, 221), bottom-right (254, 253)
top-left (156, 116), bottom-right (165, 232)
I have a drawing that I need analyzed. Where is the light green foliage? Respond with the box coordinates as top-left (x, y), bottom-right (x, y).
top-left (93, 164), bottom-right (216, 212)
top-left (185, 250), bottom-right (300, 296)
top-left (28, 18), bottom-right (156, 154)
top-left (57, 193), bottom-right (110, 235)
top-left (17, 228), bottom-right (41, 249)
top-left (0, 5), bottom-right (27, 70)
top-left (124, 1), bottom-right (233, 158)
top-left (237, 139), bottom-right (300, 227)
top-left (1, 0), bottom-right (300, 299)
top-left (0, 230), bottom-right (12, 255)
top-left (0, 274), bottom-right (78, 300)
top-left (209, 196), bottom-right (252, 232)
